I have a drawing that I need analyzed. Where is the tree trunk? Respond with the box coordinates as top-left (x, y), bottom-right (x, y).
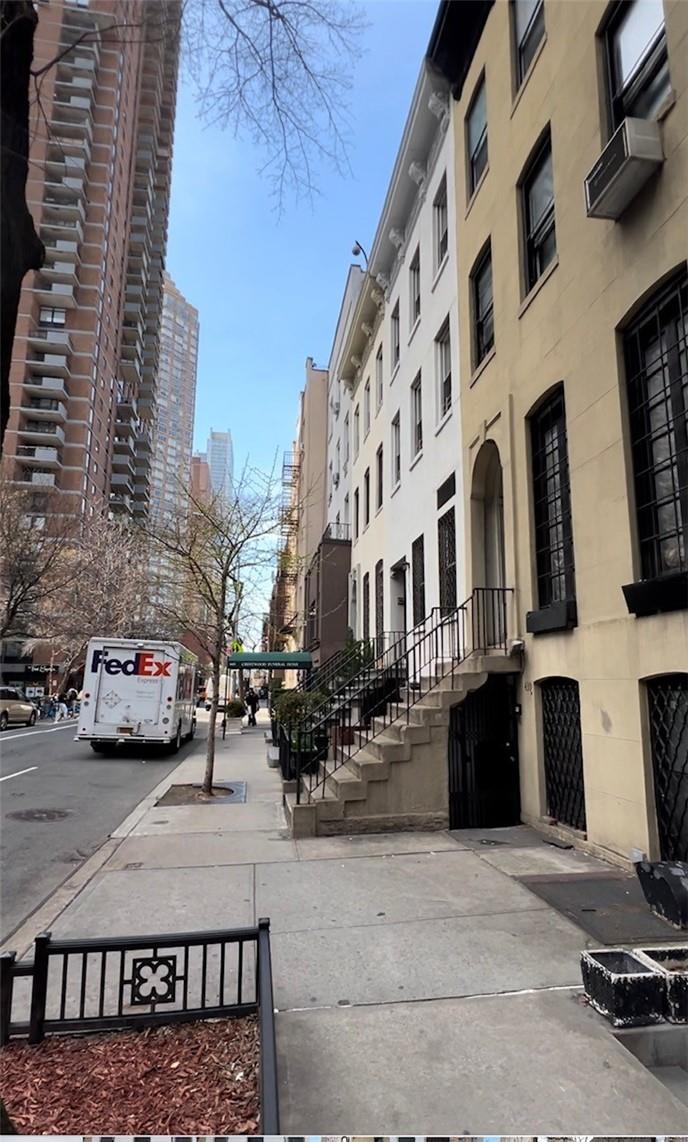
top-left (202, 651), bottom-right (221, 795)
top-left (1, 0), bottom-right (45, 457)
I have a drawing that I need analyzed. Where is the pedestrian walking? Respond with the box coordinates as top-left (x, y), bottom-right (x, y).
top-left (54, 696), bottom-right (69, 721)
top-left (246, 687), bottom-right (259, 727)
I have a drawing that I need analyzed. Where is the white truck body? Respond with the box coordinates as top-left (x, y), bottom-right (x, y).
top-left (77, 638), bottom-right (197, 748)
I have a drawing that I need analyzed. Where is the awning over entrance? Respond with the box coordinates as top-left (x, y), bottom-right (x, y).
top-left (226, 651), bottom-right (313, 669)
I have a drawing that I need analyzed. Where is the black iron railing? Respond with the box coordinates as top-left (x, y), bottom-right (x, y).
top-left (0, 919), bottom-right (280, 1131)
top-left (288, 587), bottom-right (513, 805)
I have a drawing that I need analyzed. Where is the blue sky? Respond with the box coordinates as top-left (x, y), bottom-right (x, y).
top-left (166, 0), bottom-right (439, 476)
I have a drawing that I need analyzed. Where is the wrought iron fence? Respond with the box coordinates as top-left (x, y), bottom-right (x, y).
top-left (0, 918), bottom-right (280, 1131)
top-left (285, 587), bottom-right (513, 805)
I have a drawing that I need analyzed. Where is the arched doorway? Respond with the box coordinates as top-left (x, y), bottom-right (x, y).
top-left (471, 440), bottom-right (506, 645)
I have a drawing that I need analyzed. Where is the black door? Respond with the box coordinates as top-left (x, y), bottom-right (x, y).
top-left (448, 674), bottom-right (520, 829)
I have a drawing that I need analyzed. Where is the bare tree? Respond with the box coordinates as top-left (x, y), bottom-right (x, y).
top-left (28, 514), bottom-right (153, 693)
top-left (145, 465), bottom-right (280, 794)
top-left (0, 474), bottom-right (75, 641)
top-left (0, 0), bottom-right (364, 455)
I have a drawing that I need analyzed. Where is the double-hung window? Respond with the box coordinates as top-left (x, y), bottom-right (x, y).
top-left (522, 133), bottom-right (556, 291)
top-left (436, 319), bottom-right (452, 418)
top-left (364, 379), bottom-right (371, 437)
top-left (376, 444), bottom-right (383, 509)
top-left (391, 413), bottom-right (401, 487)
top-left (410, 247), bottom-right (421, 326)
top-left (354, 487), bottom-right (359, 540)
top-left (353, 405), bottom-right (360, 458)
top-left (411, 373), bottom-right (423, 457)
top-left (529, 385), bottom-right (576, 613)
top-left (433, 175), bottom-right (448, 271)
top-left (466, 75), bottom-right (488, 194)
top-left (344, 412), bottom-right (350, 468)
top-left (513, 0), bottom-right (545, 87)
top-left (472, 245), bottom-right (494, 366)
top-left (391, 302), bottom-right (400, 371)
top-left (375, 345), bottom-right (383, 411)
top-left (605, 0), bottom-right (671, 131)
top-left (624, 272), bottom-right (687, 582)
top-left (364, 467), bottom-right (370, 528)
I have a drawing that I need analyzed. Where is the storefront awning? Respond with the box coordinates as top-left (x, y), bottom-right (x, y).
top-left (226, 652), bottom-right (313, 669)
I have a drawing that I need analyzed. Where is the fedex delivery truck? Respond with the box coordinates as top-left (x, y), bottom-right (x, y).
top-left (78, 638), bottom-right (197, 754)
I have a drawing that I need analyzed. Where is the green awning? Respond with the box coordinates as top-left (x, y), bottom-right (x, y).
top-left (226, 651), bottom-right (313, 669)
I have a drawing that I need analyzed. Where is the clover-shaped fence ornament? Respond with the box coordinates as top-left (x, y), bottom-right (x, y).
top-left (130, 954), bottom-right (177, 1005)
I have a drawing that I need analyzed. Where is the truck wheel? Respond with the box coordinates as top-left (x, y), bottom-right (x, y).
top-left (189, 718), bottom-right (196, 740)
top-left (170, 722), bottom-right (182, 753)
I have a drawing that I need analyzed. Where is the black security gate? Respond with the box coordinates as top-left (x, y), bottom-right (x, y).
top-left (438, 507), bottom-right (457, 610)
top-left (448, 675), bottom-right (520, 829)
top-left (648, 673), bottom-right (688, 861)
top-left (540, 677), bottom-right (587, 831)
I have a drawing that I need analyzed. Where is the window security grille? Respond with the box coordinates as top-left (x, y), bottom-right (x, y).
top-left (530, 386), bottom-right (575, 607)
top-left (540, 677), bottom-right (587, 831)
top-left (362, 571), bottom-right (370, 639)
top-left (375, 558), bottom-right (384, 642)
top-left (412, 534), bottom-right (426, 624)
top-left (437, 507), bottom-right (457, 610)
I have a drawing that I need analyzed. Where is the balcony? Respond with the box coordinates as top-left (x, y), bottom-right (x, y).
top-left (27, 327), bottom-right (72, 352)
top-left (16, 445), bottom-right (61, 468)
top-left (51, 104), bottom-right (92, 137)
top-left (54, 72), bottom-right (94, 97)
top-left (40, 215), bottom-right (84, 245)
top-left (323, 521), bottom-right (351, 543)
top-left (23, 397), bottom-right (67, 421)
top-left (111, 447), bottom-right (135, 472)
top-left (17, 469), bottom-right (57, 488)
top-left (32, 279), bottom-right (76, 308)
top-left (26, 352), bottom-right (70, 379)
top-left (43, 192), bottom-right (86, 225)
top-left (42, 237), bottom-right (80, 264)
top-left (19, 422), bottom-right (65, 445)
top-left (109, 492), bottom-right (133, 513)
top-left (22, 375), bottom-right (68, 398)
top-left (50, 127), bottom-right (91, 160)
top-left (57, 49), bottom-right (98, 73)
top-left (111, 472), bottom-right (135, 492)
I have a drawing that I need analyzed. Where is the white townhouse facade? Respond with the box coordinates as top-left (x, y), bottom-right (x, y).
top-left (340, 63), bottom-right (464, 644)
top-left (326, 265), bottom-right (365, 542)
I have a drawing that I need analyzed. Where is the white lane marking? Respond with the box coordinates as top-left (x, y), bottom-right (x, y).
top-left (0, 766), bottom-right (38, 783)
top-left (1, 722), bottom-right (76, 741)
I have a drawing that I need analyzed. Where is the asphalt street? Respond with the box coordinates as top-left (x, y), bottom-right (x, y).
top-left (0, 717), bottom-right (201, 943)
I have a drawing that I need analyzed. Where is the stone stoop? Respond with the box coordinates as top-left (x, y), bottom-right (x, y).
top-left (283, 652), bottom-right (515, 837)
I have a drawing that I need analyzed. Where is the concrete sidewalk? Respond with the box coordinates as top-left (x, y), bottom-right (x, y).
top-left (18, 710), bottom-right (688, 1133)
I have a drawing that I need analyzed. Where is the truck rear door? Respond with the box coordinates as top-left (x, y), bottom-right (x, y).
top-left (92, 644), bottom-right (171, 733)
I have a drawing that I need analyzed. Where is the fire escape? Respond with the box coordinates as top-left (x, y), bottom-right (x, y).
top-left (271, 450), bottom-right (301, 646)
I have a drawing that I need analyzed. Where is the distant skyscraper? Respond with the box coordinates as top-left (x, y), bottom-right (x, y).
top-left (150, 273), bottom-right (199, 520)
top-left (207, 428), bottom-right (233, 501)
top-left (190, 451), bottom-right (211, 502)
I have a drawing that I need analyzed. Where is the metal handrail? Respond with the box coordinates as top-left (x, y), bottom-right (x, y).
top-left (292, 587), bottom-right (513, 805)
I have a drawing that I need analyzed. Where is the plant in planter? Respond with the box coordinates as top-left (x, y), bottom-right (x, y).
top-left (274, 689), bottom-right (329, 777)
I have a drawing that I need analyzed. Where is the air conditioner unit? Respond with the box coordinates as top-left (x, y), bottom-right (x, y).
top-left (584, 117), bottom-right (664, 220)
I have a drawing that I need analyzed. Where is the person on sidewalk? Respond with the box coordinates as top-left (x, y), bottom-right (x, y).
top-left (54, 696), bottom-right (69, 721)
top-left (246, 687), bottom-right (259, 727)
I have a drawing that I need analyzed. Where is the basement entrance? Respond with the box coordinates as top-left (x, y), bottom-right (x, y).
top-left (448, 674), bottom-right (520, 829)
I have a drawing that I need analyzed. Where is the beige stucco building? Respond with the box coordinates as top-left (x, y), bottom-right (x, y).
top-left (428, 0), bottom-right (687, 862)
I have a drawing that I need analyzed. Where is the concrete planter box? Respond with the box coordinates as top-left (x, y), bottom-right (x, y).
top-left (267, 745), bottom-right (280, 768)
top-left (634, 946), bottom-right (688, 1024)
top-left (581, 949), bottom-right (665, 1027)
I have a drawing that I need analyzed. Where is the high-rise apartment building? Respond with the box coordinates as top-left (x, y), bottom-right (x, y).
top-left (149, 273), bottom-right (199, 520)
top-left (2, 0), bottom-right (180, 521)
top-left (206, 428), bottom-right (234, 501)
top-left (190, 452), bottom-right (211, 503)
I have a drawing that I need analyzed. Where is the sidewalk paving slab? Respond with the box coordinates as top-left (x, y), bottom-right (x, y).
top-left (256, 849), bottom-right (549, 934)
top-left (474, 844), bottom-right (612, 877)
top-left (295, 831), bottom-right (468, 860)
top-left (271, 906), bottom-right (588, 1009)
top-left (129, 799), bottom-right (286, 835)
top-left (276, 988), bottom-right (688, 1133)
top-left (104, 831), bottom-right (298, 870)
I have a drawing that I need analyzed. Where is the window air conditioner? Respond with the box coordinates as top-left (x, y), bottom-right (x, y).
top-left (584, 117), bottom-right (664, 220)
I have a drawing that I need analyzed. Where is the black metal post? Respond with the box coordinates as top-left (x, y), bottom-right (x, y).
top-left (257, 917), bottom-right (280, 1132)
top-left (0, 951), bottom-right (16, 1047)
top-left (28, 932), bottom-right (50, 1044)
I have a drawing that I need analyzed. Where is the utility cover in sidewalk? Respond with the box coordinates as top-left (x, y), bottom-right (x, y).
top-left (518, 872), bottom-right (676, 943)
top-left (156, 781), bottom-right (247, 806)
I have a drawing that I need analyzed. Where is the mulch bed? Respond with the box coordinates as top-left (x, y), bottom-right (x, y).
top-left (156, 782), bottom-right (245, 806)
top-left (1, 1016), bottom-right (260, 1133)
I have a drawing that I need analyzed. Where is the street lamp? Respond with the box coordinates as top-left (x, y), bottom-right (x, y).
top-left (351, 240), bottom-right (368, 268)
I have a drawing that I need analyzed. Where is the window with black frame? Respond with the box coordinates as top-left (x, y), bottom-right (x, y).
top-left (362, 570), bottom-right (370, 639)
top-left (530, 386), bottom-right (576, 615)
top-left (472, 243), bottom-right (494, 366)
top-left (522, 132), bottom-right (556, 291)
top-left (513, 0), bottom-right (545, 87)
top-left (412, 534), bottom-right (426, 624)
top-left (364, 466), bottom-right (370, 527)
top-left (466, 73), bottom-right (488, 195)
top-left (605, 0), bottom-right (671, 132)
top-left (375, 558), bottom-right (384, 642)
top-left (437, 507), bottom-right (457, 610)
top-left (624, 272), bottom-right (687, 584)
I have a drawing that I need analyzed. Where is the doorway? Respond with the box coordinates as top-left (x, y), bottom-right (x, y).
top-left (470, 440), bottom-right (506, 646)
top-left (448, 674), bottom-right (520, 829)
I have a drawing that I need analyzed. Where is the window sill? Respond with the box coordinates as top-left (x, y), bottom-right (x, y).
top-left (465, 164), bottom-right (489, 219)
top-left (390, 362), bottom-right (400, 385)
top-left (409, 450), bottom-right (423, 472)
top-left (431, 254), bottom-right (449, 294)
top-left (408, 317), bottom-right (421, 346)
top-left (469, 346), bottom-right (496, 387)
top-left (622, 571), bottom-right (688, 617)
top-left (510, 32), bottom-right (547, 118)
top-left (518, 256), bottom-right (559, 319)
top-left (656, 88), bottom-right (677, 123)
top-left (375, 504), bottom-right (383, 517)
top-left (526, 600), bottom-right (577, 635)
top-left (435, 409), bottom-right (453, 436)
top-left (391, 481), bottom-right (401, 498)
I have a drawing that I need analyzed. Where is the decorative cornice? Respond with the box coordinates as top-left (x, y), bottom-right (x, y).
top-left (389, 227), bottom-right (404, 249)
top-left (408, 160), bottom-right (426, 187)
top-left (361, 322), bottom-right (373, 339)
top-left (428, 89), bottom-right (450, 122)
top-left (351, 354), bottom-right (361, 370)
top-left (375, 272), bottom-right (389, 291)
top-left (371, 288), bottom-right (385, 310)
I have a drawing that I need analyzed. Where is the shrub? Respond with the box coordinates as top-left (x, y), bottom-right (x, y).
top-left (224, 699), bottom-right (246, 718)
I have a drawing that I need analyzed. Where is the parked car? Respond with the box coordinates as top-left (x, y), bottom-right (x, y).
top-left (0, 686), bottom-right (38, 729)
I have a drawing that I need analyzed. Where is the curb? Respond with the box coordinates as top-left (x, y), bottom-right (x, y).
top-left (0, 735), bottom-right (209, 959)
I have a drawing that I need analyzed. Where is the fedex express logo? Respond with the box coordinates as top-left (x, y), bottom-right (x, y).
top-left (90, 649), bottom-right (172, 677)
